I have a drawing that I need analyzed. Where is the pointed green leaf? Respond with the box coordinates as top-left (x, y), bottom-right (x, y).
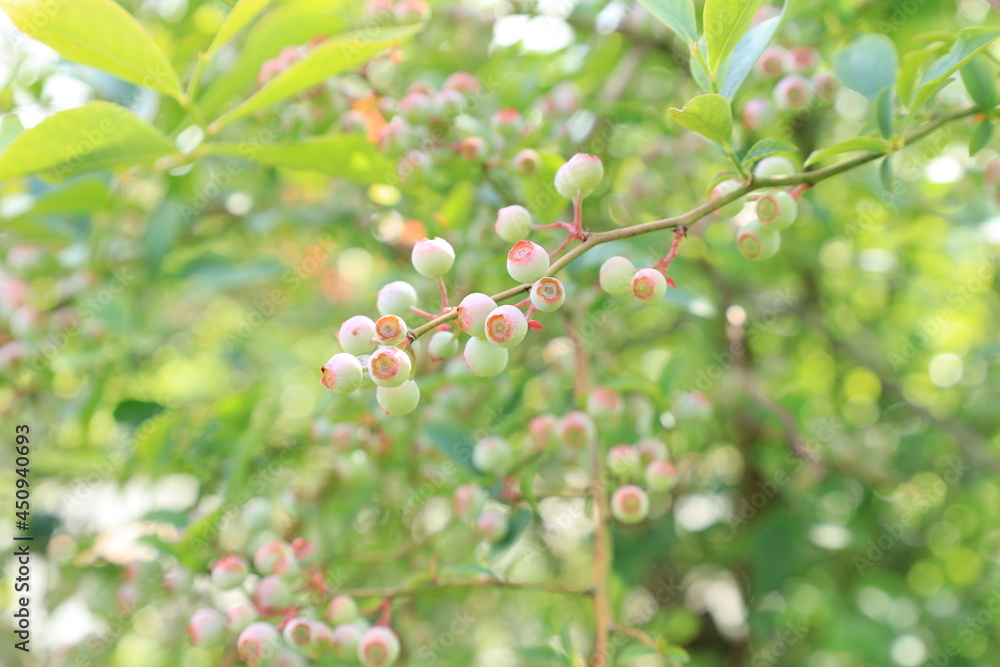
top-left (488, 509), bottom-right (531, 558)
top-left (913, 27), bottom-right (1000, 110)
top-left (879, 155), bottom-right (894, 193)
top-left (205, 0), bottom-right (273, 60)
top-left (637, 0), bottom-right (697, 44)
top-left (803, 137), bottom-right (888, 167)
top-left (668, 93), bottom-right (733, 148)
top-left (969, 121), bottom-right (993, 157)
top-left (741, 137), bottom-right (797, 169)
top-left (960, 56), bottom-right (998, 113)
top-left (896, 45), bottom-right (945, 108)
top-left (212, 24), bottom-right (423, 129)
top-left (689, 37), bottom-right (713, 93)
top-left (875, 86), bottom-right (894, 138)
top-left (0, 102), bottom-right (176, 181)
top-left (618, 644), bottom-right (661, 660)
top-left (0, 0), bottom-right (183, 100)
top-left (703, 0), bottom-right (765, 76)
top-left (720, 6), bottom-right (786, 100)
top-left (834, 34), bottom-right (898, 101)
top-left (0, 114), bottom-right (23, 152)
top-left (424, 422), bottom-right (478, 475)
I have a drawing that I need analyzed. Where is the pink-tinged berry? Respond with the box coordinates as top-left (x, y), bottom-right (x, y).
top-left (358, 626), bottom-right (401, 666)
top-left (284, 617), bottom-right (315, 648)
top-left (291, 537), bottom-right (316, 563)
top-left (428, 330), bottom-right (458, 360)
top-left (364, 0), bottom-right (395, 21)
top-left (253, 540), bottom-right (297, 576)
top-left (485, 305), bottom-right (528, 348)
top-left (610, 485), bottom-right (650, 524)
top-left (986, 158), bottom-right (1000, 186)
top-left (338, 316), bottom-right (377, 356)
top-left (636, 437), bottom-right (668, 463)
top-left (740, 98), bottom-right (775, 133)
top-left (607, 445), bottom-right (642, 481)
top-left (754, 45), bottom-right (786, 78)
top-left (241, 498), bottom-right (271, 531)
top-left (773, 74), bottom-right (811, 109)
top-left (646, 460), bottom-right (679, 492)
top-left (378, 117), bottom-right (412, 156)
top-left (321, 353), bottom-right (364, 394)
top-left (811, 72), bottom-right (839, 102)
top-left (475, 509), bottom-right (510, 542)
top-left (434, 88), bottom-right (465, 118)
top-left (377, 281), bottom-right (418, 316)
top-left (306, 621), bottom-right (334, 658)
top-left (754, 155), bottom-right (797, 179)
top-left (460, 136), bottom-right (487, 162)
top-left (495, 205), bottom-right (533, 243)
top-left (492, 108), bottom-right (523, 136)
top-left (755, 189), bottom-right (798, 229)
top-left (528, 414), bottom-right (558, 450)
top-left (709, 179), bottom-right (745, 217)
top-left (463, 337), bottom-right (509, 377)
top-left (507, 240), bottom-right (550, 283)
top-left (456, 292), bottom-right (498, 337)
top-left (514, 149), bottom-right (541, 174)
top-left (340, 110), bottom-right (368, 133)
top-left (328, 595), bottom-right (360, 625)
top-left (376, 380), bottom-right (421, 415)
top-left (332, 623), bottom-right (363, 660)
top-left (599, 256), bottom-right (636, 295)
top-left (368, 346), bottom-right (412, 388)
top-left (473, 436), bottom-right (512, 474)
top-left (452, 483), bottom-right (486, 518)
top-left (587, 387), bottom-right (623, 420)
top-left (444, 71), bottom-right (480, 94)
top-left (211, 554), bottom-right (249, 590)
top-left (631, 268), bottom-right (668, 302)
top-left (783, 46), bottom-right (818, 74)
top-left (411, 237), bottom-right (455, 277)
top-left (253, 575), bottom-right (293, 611)
top-left (736, 220), bottom-right (781, 260)
top-left (530, 277), bottom-right (566, 312)
top-left (187, 608), bottom-right (226, 648)
top-left (273, 647), bottom-right (307, 667)
top-left (554, 153), bottom-right (604, 199)
top-left (558, 410), bottom-right (596, 448)
top-left (226, 603), bottom-right (259, 633)
top-left (238, 622), bottom-right (281, 666)
top-left (399, 91), bottom-right (432, 124)
top-left (375, 314), bottom-right (408, 346)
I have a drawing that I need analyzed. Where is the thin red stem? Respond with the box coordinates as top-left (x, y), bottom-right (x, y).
top-left (653, 226), bottom-right (687, 273)
top-left (532, 221), bottom-right (574, 231)
top-left (436, 278), bottom-right (449, 311)
top-left (410, 306), bottom-right (438, 319)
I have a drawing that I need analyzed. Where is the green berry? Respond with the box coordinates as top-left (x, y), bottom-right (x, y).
top-left (599, 256), bottom-right (635, 295)
top-left (374, 314), bottom-right (408, 346)
top-left (710, 179), bottom-right (745, 218)
top-left (631, 268), bottom-right (668, 302)
top-left (368, 346), bottom-right (412, 387)
top-left (755, 190), bottom-right (798, 229)
top-left (484, 305), bottom-right (528, 348)
top-left (507, 240), bottom-right (550, 283)
top-left (754, 156), bottom-right (797, 179)
top-left (472, 436), bottom-right (512, 474)
top-left (338, 316), bottom-right (377, 356)
top-left (463, 337), bottom-right (508, 377)
top-left (495, 205), bottom-right (532, 243)
top-left (376, 281), bottom-right (418, 316)
top-left (411, 237), bottom-right (455, 277)
top-left (554, 153), bottom-right (604, 199)
top-left (376, 380), bottom-right (420, 415)
top-left (610, 485), bottom-right (650, 524)
top-left (427, 330), bottom-right (458, 360)
top-left (736, 220), bottom-right (781, 260)
top-left (456, 293), bottom-right (498, 337)
top-left (530, 277), bottom-right (565, 311)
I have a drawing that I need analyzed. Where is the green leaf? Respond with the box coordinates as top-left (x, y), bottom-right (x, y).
top-left (0, 102), bottom-right (176, 181)
top-left (664, 645), bottom-right (691, 663)
top-left (960, 56), bottom-right (998, 113)
top-left (913, 27), bottom-right (1000, 110)
top-left (703, 0), bottom-right (765, 77)
top-left (969, 121), bottom-right (993, 157)
top-left (113, 400), bottom-right (165, 429)
top-left (879, 155), bottom-right (893, 194)
top-left (436, 180), bottom-right (476, 230)
top-left (202, 134), bottom-right (394, 183)
top-left (517, 646), bottom-right (566, 664)
top-left (636, 0), bottom-right (697, 44)
top-left (720, 7), bottom-right (786, 100)
top-left (740, 137), bottom-right (797, 169)
top-left (211, 24), bottom-right (423, 129)
top-left (896, 45), bottom-right (944, 108)
top-left (424, 422), bottom-right (478, 475)
top-left (520, 150), bottom-right (567, 225)
top-left (205, 0), bottom-right (272, 60)
top-left (875, 86), bottom-right (894, 139)
top-left (0, 0), bottom-right (183, 100)
top-left (668, 93), bottom-right (733, 148)
top-left (618, 643), bottom-right (661, 660)
top-left (803, 137), bottom-right (889, 167)
top-left (689, 37), bottom-right (713, 93)
top-left (28, 176), bottom-right (112, 215)
top-left (834, 34), bottom-right (899, 101)
top-left (489, 509), bottom-right (531, 558)
top-left (0, 114), bottom-right (23, 152)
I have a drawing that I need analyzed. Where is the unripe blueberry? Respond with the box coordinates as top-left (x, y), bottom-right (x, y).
top-left (378, 117), bottom-right (412, 156)
top-left (610, 485), bottom-right (650, 524)
top-left (631, 268), bottom-right (668, 302)
top-left (428, 330), bottom-right (459, 360)
top-left (528, 414), bottom-right (558, 450)
top-left (444, 71), bottom-right (480, 94)
top-left (452, 483), bottom-right (486, 518)
top-left (332, 623), bottom-right (363, 660)
top-left (273, 647), bottom-right (308, 667)
top-left (463, 337), bottom-right (509, 377)
top-left (783, 46), bottom-right (818, 74)
top-left (377, 281), bottom-right (418, 316)
top-left (485, 305), bottom-right (528, 348)
top-left (284, 617), bottom-right (315, 648)
top-left (636, 437), bottom-right (668, 464)
top-left (321, 353), bottom-right (364, 394)
top-left (645, 460), bottom-right (679, 492)
top-left (558, 410), bottom-right (596, 448)
top-left (253, 575), bottom-right (293, 611)
top-left (740, 98), bottom-right (775, 133)
top-left (492, 108), bottom-right (523, 136)
top-left (433, 88), bottom-right (464, 119)
top-left (606, 445), bottom-right (642, 481)
top-left (755, 189), bottom-right (798, 229)
top-left (554, 153), bottom-right (604, 199)
top-left (736, 220), bottom-right (781, 260)
top-left (399, 91), bottom-right (432, 124)
top-left (530, 277), bottom-right (565, 312)
top-left (307, 621), bottom-right (335, 658)
top-left (456, 293), bottom-right (498, 337)
top-left (587, 387), bottom-right (623, 420)
top-left (986, 158), bottom-right (1000, 186)
top-left (358, 626), bottom-right (401, 666)
top-left (475, 509), bottom-right (509, 542)
top-left (226, 603), bottom-right (259, 633)
top-left (368, 346), bottom-right (412, 387)
top-left (507, 240), bottom-right (550, 283)
top-left (328, 595), bottom-right (360, 625)
top-left (374, 314), bottom-right (408, 346)
top-left (376, 380), bottom-right (421, 415)
top-left (411, 237), bottom-right (455, 277)
top-left (340, 110), bottom-right (368, 133)
top-left (709, 179), bottom-right (745, 218)
top-left (773, 74), bottom-right (811, 109)
top-left (514, 149), bottom-right (541, 174)
top-left (187, 608), bottom-right (226, 648)
top-left (364, 0), bottom-right (394, 21)
top-left (241, 498), bottom-right (271, 532)
top-left (495, 205), bottom-right (533, 243)
top-left (811, 72), bottom-right (839, 102)
top-left (460, 136), bottom-right (487, 162)
top-left (253, 540), bottom-right (296, 576)
top-left (211, 554), bottom-right (249, 590)
top-left (599, 256), bottom-right (636, 295)
top-left (291, 537), bottom-right (316, 563)
top-left (472, 436), bottom-right (512, 474)
top-left (338, 315), bottom-right (377, 355)
top-left (754, 155), bottom-right (797, 179)
top-left (238, 622), bottom-right (281, 666)
top-left (754, 45), bottom-right (786, 78)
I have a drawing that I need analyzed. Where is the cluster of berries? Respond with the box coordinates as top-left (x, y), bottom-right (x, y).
top-left (742, 44), bottom-right (839, 129)
top-left (187, 538), bottom-right (402, 666)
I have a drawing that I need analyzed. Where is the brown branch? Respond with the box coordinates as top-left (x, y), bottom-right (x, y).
top-left (335, 578), bottom-right (592, 600)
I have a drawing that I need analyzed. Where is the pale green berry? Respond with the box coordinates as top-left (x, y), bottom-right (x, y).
top-left (376, 281), bottom-right (418, 316)
top-left (238, 622), bottom-right (281, 664)
top-left (587, 387), bottom-right (623, 420)
top-left (338, 316), bottom-right (377, 355)
top-left (253, 575), bottom-right (293, 610)
top-left (475, 509), bottom-right (509, 542)
top-left (631, 268), bottom-right (668, 302)
top-left (558, 410), bottom-right (596, 448)
top-left (328, 595), bottom-right (360, 625)
top-left (645, 460), bottom-right (679, 492)
top-left (332, 624), bottom-right (362, 661)
top-left (636, 437), bottom-right (668, 463)
top-left (211, 555), bottom-right (248, 590)
top-left (427, 330), bottom-right (458, 360)
top-left (599, 256), bottom-right (635, 295)
top-left (452, 483), bottom-right (486, 518)
top-left (321, 353), bottom-right (364, 394)
top-left (514, 148), bottom-right (541, 174)
top-left (463, 337), bottom-right (508, 377)
top-left (376, 380), bottom-right (420, 415)
top-left (554, 153), bottom-right (604, 199)
top-left (507, 240), bottom-right (550, 283)
top-left (225, 604), bottom-right (258, 633)
top-left (358, 626), bottom-right (401, 666)
top-left (737, 220), bottom-right (781, 260)
top-left (606, 445), bottom-right (642, 481)
top-left (484, 305), bottom-right (528, 348)
top-left (754, 155), bottom-right (797, 179)
top-left (495, 205), bottom-right (532, 243)
top-left (755, 190), bottom-right (798, 229)
top-left (610, 485), bottom-right (650, 524)
top-left (283, 617), bottom-right (315, 649)
top-left (411, 237), bottom-right (455, 277)
top-left (710, 179), bottom-right (745, 217)
top-left (456, 293), bottom-right (498, 337)
top-left (472, 436), bottom-right (512, 474)
top-left (374, 314), bottom-right (408, 346)
top-left (368, 346), bottom-right (412, 387)
top-left (188, 609), bottom-right (226, 648)
top-left (530, 277), bottom-right (565, 312)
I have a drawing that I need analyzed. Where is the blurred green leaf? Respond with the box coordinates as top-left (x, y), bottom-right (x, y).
top-left (912, 27), bottom-right (1000, 110)
top-left (703, 0), bottom-right (765, 77)
top-left (960, 56), bottom-right (998, 113)
top-left (879, 155), bottom-right (893, 193)
top-left (637, 0), bottom-right (697, 44)
top-left (875, 86), bottom-right (894, 138)
top-left (741, 137), bottom-right (797, 169)
top-left (896, 44), bottom-right (945, 108)
top-left (668, 94), bottom-right (733, 148)
top-left (489, 509), bottom-right (531, 558)
top-left (425, 422), bottom-right (478, 474)
top-left (204, 0), bottom-right (273, 60)
top-left (0, 113), bottom-right (23, 152)
top-left (969, 121), bottom-right (992, 157)
top-left (803, 137), bottom-right (888, 167)
top-left (834, 34), bottom-right (898, 100)
top-left (113, 400), bottom-right (165, 429)
top-left (720, 8), bottom-right (785, 100)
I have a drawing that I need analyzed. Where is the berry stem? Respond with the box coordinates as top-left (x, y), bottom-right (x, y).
top-left (653, 226), bottom-right (687, 274)
top-left (790, 183), bottom-right (812, 200)
top-left (410, 306), bottom-right (439, 319)
top-left (572, 193), bottom-right (583, 235)
top-left (436, 278), bottom-right (449, 311)
top-left (531, 221), bottom-right (574, 231)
